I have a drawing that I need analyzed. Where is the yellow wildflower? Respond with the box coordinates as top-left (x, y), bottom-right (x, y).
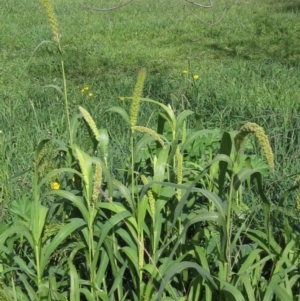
top-left (51, 182), bottom-right (60, 190)
top-left (182, 70), bottom-right (188, 74)
top-left (193, 74), bottom-right (199, 80)
top-left (88, 92), bottom-right (93, 97)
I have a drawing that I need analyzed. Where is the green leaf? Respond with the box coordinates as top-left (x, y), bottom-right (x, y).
top-left (252, 172), bottom-right (271, 245)
top-left (69, 259), bottom-right (80, 301)
top-left (70, 113), bottom-right (82, 143)
top-left (158, 261), bottom-right (217, 300)
top-left (122, 246), bottom-right (138, 276)
top-left (176, 110), bottom-right (194, 131)
top-left (187, 276), bottom-right (203, 301)
top-left (218, 132), bottom-right (232, 196)
top-left (239, 275), bottom-right (256, 301)
top-left (38, 167), bottom-right (81, 189)
top-left (140, 97), bottom-right (176, 131)
top-left (31, 203), bottom-right (48, 244)
top-left (237, 248), bottom-right (263, 275)
top-left (98, 202), bottom-right (138, 236)
top-left (153, 147), bottom-right (169, 194)
top-left (113, 179), bottom-right (135, 212)
top-left (13, 256), bottom-right (36, 279)
top-left (96, 210), bottom-right (131, 251)
top-left (44, 190), bottom-right (89, 223)
top-left (40, 218), bottom-right (86, 274)
top-left (18, 273), bottom-right (38, 301)
top-left (220, 280), bottom-right (246, 301)
top-left (34, 139), bottom-right (50, 165)
top-left (273, 239), bottom-right (295, 274)
top-left (43, 84), bottom-right (64, 96)
top-left (108, 261), bottom-right (127, 297)
top-left (168, 212), bottom-right (220, 262)
top-left (0, 226), bottom-right (33, 248)
top-left (106, 106), bottom-right (130, 125)
top-left (95, 249), bottom-right (110, 287)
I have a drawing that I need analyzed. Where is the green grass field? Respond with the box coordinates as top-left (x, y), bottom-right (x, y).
top-left (0, 1), bottom-right (300, 299)
top-left (1, 0), bottom-right (300, 203)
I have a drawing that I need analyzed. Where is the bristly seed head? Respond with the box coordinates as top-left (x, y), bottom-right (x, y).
top-left (235, 122), bottom-right (274, 170)
top-left (132, 126), bottom-right (164, 148)
top-left (41, 0), bottom-right (61, 43)
top-left (79, 106), bottom-right (101, 142)
top-left (141, 174), bottom-right (155, 220)
top-left (92, 161), bottom-right (102, 204)
top-left (130, 69), bottom-right (146, 130)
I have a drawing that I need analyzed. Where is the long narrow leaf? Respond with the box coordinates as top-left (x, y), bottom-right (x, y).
top-left (40, 218), bottom-right (86, 273)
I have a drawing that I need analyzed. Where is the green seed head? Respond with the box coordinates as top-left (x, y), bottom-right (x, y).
top-left (235, 122), bottom-right (274, 170)
top-left (130, 69), bottom-right (146, 130)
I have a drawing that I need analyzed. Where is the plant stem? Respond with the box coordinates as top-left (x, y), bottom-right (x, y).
top-left (61, 58), bottom-right (72, 145)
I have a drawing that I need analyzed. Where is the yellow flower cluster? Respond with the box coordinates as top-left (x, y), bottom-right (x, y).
top-left (182, 70), bottom-right (199, 80)
top-left (51, 181), bottom-right (60, 190)
top-left (81, 86), bottom-right (93, 97)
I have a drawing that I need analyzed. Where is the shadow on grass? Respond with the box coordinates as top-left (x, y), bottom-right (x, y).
top-left (206, 36), bottom-right (300, 66)
top-left (272, 0), bottom-right (300, 13)
top-left (203, 4), bottom-right (300, 67)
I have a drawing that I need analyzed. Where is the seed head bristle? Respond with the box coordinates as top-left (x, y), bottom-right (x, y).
top-left (92, 161), bottom-right (102, 204)
top-left (41, 0), bottom-right (60, 42)
top-left (79, 106), bottom-right (101, 142)
top-left (141, 174), bottom-right (155, 220)
top-left (130, 69), bottom-right (146, 130)
top-left (235, 122), bottom-right (274, 170)
top-left (132, 126), bottom-right (164, 148)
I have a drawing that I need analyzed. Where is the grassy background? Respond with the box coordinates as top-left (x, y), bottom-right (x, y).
top-left (0, 0), bottom-right (300, 207)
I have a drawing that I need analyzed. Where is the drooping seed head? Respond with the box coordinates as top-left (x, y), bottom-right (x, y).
top-left (235, 122), bottom-right (274, 170)
top-left (79, 106), bottom-right (101, 142)
top-left (132, 126), bottom-right (164, 148)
